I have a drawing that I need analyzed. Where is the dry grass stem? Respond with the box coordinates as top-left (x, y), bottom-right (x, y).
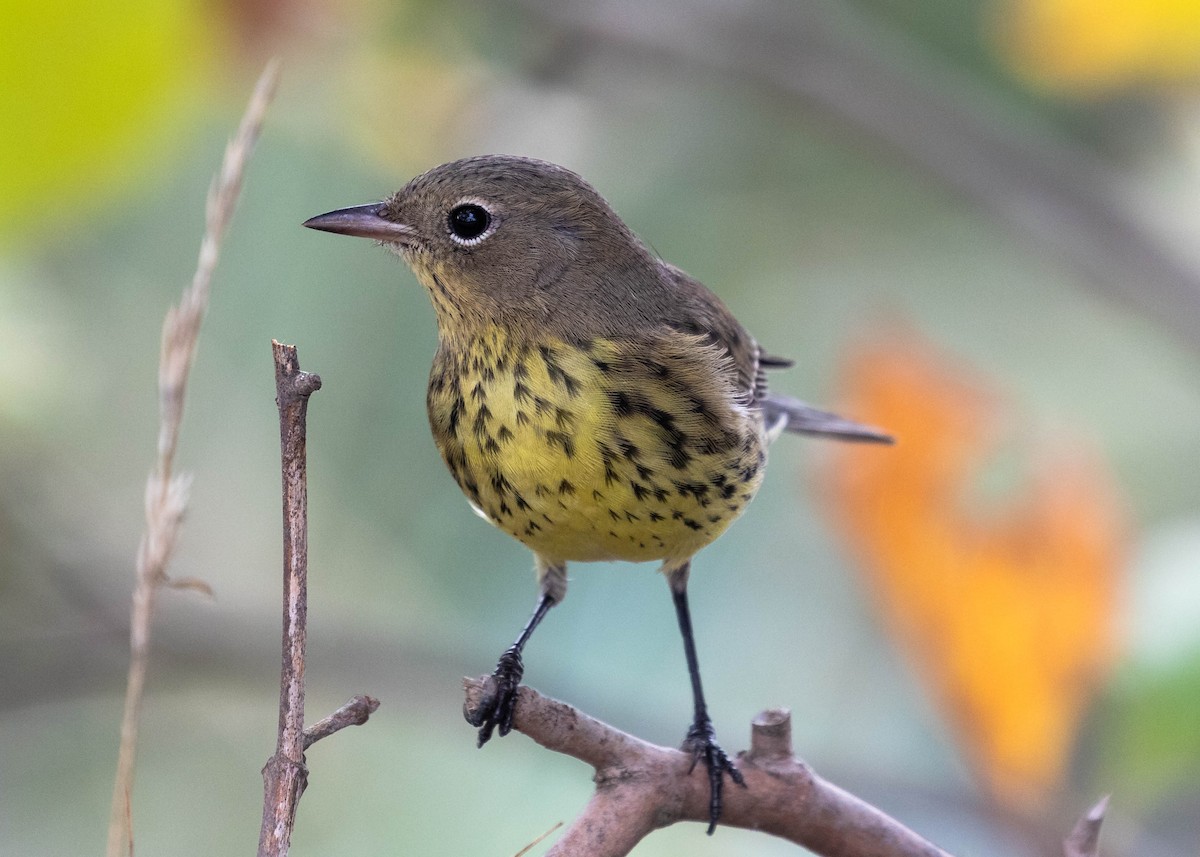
top-left (106, 60), bottom-right (280, 857)
top-left (513, 822), bottom-right (564, 857)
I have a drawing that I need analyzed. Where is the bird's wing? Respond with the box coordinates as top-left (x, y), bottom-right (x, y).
top-left (657, 263), bottom-right (761, 404)
top-left (655, 263), bottom-right (892, 444)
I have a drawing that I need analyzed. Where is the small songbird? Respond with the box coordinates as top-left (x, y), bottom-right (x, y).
top-left (304, 155), bottom-right (891, 833)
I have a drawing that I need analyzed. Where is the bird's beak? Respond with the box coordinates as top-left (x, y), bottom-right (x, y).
top-left (302, 203), bottom-right (418, 244)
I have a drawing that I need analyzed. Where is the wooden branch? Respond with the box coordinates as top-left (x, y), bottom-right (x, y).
top-left (258, 342), bottom-right (322, 857)
top-left (465, 680), bottom-right (1112, 855)
top-left (464, 679), bottom-right (953, 857)
top-left (105, 59), bottom-right (278, 857)
top-left (258, 343), bottom-right (379, 857)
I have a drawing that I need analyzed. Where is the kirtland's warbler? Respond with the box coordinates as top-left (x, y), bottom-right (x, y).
top-left (305, 155), bottom-right (891, 833)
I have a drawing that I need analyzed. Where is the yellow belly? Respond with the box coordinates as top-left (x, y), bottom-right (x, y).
top-left (426, 327), bottom-right (766, 565)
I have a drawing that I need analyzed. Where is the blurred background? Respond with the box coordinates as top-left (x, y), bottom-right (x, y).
top-left (4, 0), bottom-right (1200, 854)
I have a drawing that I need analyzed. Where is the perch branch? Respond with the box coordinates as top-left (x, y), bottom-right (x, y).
top-left (465, 681), bottom-right (1110, 856)
top-left (105, 59), bottom-right (279, 857)
top-left (464, 679), bottom-right (953, 857)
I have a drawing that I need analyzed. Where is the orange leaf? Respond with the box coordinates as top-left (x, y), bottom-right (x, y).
top-left (823, 333), bottom-right (1124, 812)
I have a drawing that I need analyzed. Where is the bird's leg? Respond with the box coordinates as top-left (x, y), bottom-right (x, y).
top-left (668, 563), bottom-right (745, 835)
top-left (467, 589), bottom-right (557, 747)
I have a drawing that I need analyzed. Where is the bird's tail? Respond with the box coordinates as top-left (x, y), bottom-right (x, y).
top-left (762, 394), bottom-right (894, 444)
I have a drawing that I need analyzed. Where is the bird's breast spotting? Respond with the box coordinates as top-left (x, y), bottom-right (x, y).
top-left (426, 326), bottom-right (768, 565)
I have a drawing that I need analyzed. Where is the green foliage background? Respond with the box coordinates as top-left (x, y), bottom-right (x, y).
top-left (3, 0), bottom-right (1200, 853)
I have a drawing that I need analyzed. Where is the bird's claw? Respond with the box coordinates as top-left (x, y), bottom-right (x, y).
top-left (683, 718), bottom-right (745, 835)
top-left (466, 647), bottom-right (524, 746)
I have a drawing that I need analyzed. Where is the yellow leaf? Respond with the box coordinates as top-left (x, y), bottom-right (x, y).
top-left (824, 333), bottom-right (1124, 811)
top-left (994, 0), bottom-right (1200, 92)
top-left (0, 0), bottom-right (216, 244)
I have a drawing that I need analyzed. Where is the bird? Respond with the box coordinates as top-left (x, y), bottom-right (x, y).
top-left (304, 154), bottom-right (892, 833)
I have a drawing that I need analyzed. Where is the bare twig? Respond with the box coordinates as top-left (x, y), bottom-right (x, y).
top-left (258, 345), bottom-right (379, 856)
top-left (106, 59), bottom-right (279, 857)
top-left (1063, 795), bottom-right (1109, 857)
top-left (258, 342), bottom-right (323, 857)
top-left (464, 680), bottom-right (954, 857)
top-left (302, 694), bottom-right (381, 750)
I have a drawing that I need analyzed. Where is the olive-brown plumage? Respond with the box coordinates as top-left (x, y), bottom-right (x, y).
top-left (305, 154), bottom-right (890, 834)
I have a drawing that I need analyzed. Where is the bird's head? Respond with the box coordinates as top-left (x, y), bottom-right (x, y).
top-left (304, 155), bottom-right (657, 335)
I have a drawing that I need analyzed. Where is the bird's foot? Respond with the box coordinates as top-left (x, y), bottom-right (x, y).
top-left (465, 646), bottom-right (524, 747)
top-left (683, 717), bottom-right (746, 835)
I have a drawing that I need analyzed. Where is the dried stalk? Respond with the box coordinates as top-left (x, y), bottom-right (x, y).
top-left (105, 60), bottom-right (279, 857)
top-left (258, 341), bottom-right (322, 857)
top-left (258, 344), bottom-right (378, 857)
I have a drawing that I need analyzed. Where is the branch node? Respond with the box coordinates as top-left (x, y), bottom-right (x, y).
top-left (747, 707), bottom-right (793, 762)
top-left (272, 340), bottom-right (323, 401)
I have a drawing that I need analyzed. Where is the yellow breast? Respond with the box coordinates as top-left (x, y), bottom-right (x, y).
top-left (426, 326), bottom-right (766, 565)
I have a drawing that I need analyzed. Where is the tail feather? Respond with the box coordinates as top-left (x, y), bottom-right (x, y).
top-left (762, 394), bottom-right (894, 444)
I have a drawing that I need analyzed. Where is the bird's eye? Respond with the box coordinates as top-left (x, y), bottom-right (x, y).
top-left (447, 203), bottom-right (492, 244)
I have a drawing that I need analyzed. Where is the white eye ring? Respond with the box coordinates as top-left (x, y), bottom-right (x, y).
top-left (446, 198), bottom-right (497, 247)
